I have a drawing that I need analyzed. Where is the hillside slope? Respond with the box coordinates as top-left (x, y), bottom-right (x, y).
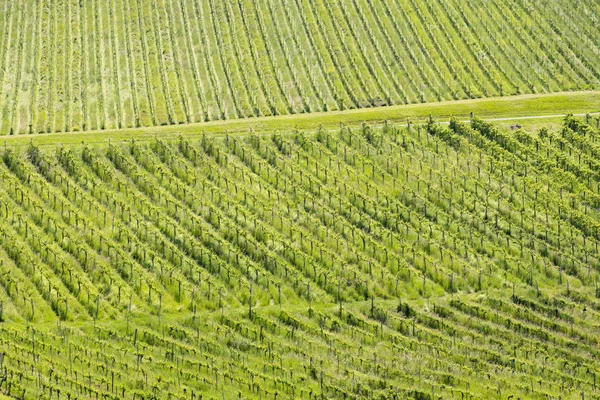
top-left (0, 116), bottom-right (599, 398)
top-left (0, 0), bottom-right (598, 134)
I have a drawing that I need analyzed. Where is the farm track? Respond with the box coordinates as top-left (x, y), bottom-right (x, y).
top-left (2, 90), bottom-right (598, 147)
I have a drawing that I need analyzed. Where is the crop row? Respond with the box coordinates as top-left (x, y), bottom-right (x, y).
top-left (0, 288), bottom-right (598, 399)
top-left (0, 117), bottom-right (598, 319)
top-left (0, 115), bottom-right (599, 398)
top-left (0, 0), bottom-right (598, 134)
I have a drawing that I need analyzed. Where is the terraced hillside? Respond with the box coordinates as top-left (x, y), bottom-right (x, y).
top-left (0, 0), bottom-right (599, 134)
top-left (0, 115), bottom-right (599, 398)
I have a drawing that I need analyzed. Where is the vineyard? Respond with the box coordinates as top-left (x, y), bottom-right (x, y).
top-left (0, 0), bottom-right (599, 134)
top-left (0, 114), bottom-right (597, 398)
top-left (1, 0), bottom-right (600, 396)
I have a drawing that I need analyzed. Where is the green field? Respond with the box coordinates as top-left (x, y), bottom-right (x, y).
top-left (0, 114), bottom-right (599, 398)
top-left (0, 0), bottom-right (599, 134)
top-left (1, 0), bottom-right (600, 399)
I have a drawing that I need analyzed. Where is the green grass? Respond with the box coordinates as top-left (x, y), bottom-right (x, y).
top-left (2, 90), bottom-right (599, 147)
top-left (0, 115), bottom-right (599, 398)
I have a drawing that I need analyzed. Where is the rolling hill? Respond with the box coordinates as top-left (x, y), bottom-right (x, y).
top-left (0, 0), bottom-right (598, 134)
top-left (1, 0), bottom-right (600, 398)
top-left (0, 115), bottom-right (599, 398)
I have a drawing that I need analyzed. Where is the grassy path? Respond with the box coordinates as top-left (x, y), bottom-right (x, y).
top-left (3, 90), bottom-right (599, 147)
